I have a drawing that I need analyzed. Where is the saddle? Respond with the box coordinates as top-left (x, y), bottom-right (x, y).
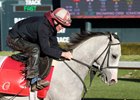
top-left (11, 53), bottom-right (29, 63)
top-left (11, 53), bottom-right (52, 78)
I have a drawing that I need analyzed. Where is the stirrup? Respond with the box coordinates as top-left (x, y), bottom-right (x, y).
top-left (31, 80), bottom-right (50, 92)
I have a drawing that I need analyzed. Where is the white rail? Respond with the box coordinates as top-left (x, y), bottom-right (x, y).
top-left (119, 61), bottom-right (140, 69)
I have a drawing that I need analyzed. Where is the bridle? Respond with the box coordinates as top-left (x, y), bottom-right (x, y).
top-left (93, 35), bottom-right (121, 71)
top-left (63, 33), bottom-right (121, 98)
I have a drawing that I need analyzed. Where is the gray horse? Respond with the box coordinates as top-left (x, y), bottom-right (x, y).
top-left (0, 32), bottom-right (121, 100)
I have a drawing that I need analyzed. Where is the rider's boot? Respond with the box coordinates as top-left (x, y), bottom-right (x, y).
top-left (30, 77), bottom-right (50, 92)
top-left (26, 63), bottom-right (50, 91)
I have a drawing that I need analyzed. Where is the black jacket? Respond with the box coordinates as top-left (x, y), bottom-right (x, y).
top-left (9, 13), bottom-right (62, 59)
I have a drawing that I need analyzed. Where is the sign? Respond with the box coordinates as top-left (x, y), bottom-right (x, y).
top-left (57, 28), bottom-right (80, 43)
top-left (14, 5), bottom-right (52, 12)
top-left (0, 0), bottom-right (52, 50)
top-left (25, 0), bottom-right (41, 5)
top-left (61, 0), bottom-right (140, 18)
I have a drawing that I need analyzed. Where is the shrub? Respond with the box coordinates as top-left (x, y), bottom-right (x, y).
top-left (121, 43), bottom-right (140, 55)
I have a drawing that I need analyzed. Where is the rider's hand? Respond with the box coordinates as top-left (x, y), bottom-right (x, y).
top-left (61, 51), bottom-right (73, 60)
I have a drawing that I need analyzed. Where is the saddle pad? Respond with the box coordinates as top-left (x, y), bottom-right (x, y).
top-left (0, 57), bottom-right (30, 96)
top-left (0, 56), bottom-right (54, 98)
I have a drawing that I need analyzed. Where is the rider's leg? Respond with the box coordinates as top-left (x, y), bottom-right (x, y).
top-left (25, 44), bottom-right (40, 79)
top-left (7, 36), bottom-right (40, 78)
top-left (7, 35), bottom-right (49, 91)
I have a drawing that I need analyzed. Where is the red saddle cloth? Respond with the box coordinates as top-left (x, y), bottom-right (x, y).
top-left (0, 57), bottom-right (54, 98)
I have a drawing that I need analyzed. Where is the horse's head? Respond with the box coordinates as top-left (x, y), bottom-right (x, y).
top-left (68, 32), bottom-right (121, 86)
top-left (92, 32), bottom-right (121, 85)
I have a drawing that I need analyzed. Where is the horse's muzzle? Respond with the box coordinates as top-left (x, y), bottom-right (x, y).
top-left (109, 79), bottom-right (117, 85)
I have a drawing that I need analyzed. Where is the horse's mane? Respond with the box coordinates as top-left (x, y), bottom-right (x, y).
top-left (67, 31), bottom-right (120, 50)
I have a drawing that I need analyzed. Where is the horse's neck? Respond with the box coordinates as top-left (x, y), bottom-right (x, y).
top-left (53, 36), bottom-right (109, 80)
top-left (49, 36), bottom-right (110, 99)
top-left (50, 60), bottom-right (87, 99)
top-left (73, 36), bottom-right (109, 65)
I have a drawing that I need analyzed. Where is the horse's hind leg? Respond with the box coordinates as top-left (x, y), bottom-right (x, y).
top-left (0, 94), bottom-right (9, 100)
top-left (0, 93), bottom-right (44, 100)
top-left (0, 93), bottom-right (31, 100)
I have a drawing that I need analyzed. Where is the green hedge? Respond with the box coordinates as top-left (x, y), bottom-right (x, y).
top-left (121, 43), bottom-right (140, 55)
top-left (0, 43), bottom-right (139, 56)
top-left (59, 42), bottom-right (140, 55)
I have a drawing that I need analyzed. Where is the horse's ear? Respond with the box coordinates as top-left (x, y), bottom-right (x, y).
top-left (108, 32), bottom-right (113, 41)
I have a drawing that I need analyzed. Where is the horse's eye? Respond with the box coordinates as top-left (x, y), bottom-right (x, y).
top-left (112, 54), bottom-right (117, 59)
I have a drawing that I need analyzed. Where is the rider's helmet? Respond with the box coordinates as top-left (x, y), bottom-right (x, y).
top-left (51, 8), bottom-right (72, 26)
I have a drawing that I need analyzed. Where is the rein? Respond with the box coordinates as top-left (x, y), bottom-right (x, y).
top-left (63, 58), bottom-right (98, 98)
top-left (63, 60), bottom-right (88, 98)
top-left (71, 58), bottom-right (91, 69)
